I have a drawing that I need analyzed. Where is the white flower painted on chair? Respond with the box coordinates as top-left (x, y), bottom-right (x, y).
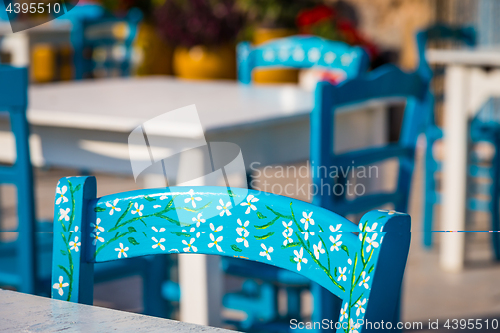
top-left (313, 241), bottom-right (325, 259)
top-left (294, 247), bottom-right (308, 271)
top-left (349, 318), bottom-right (360, 333)
top-left (308, 48), bottom-right (321, 62)
top-left (53, 276), bottom-right (69, 296)
top-left (341, 54), bottom-right (353, 66)
top-left (152, 237), bottom-right (165, 251)
top-left (182, 238), bottom-right (198, 252)
top-left (282, 231), bottom-right (293, 246)
top-left (329, 234), bottom-right (342, 251)
top-left (300, 212), bottom-right (314, 229)
top-left (263, 50), bottom-right (275, 61)
top-left (366, 222), bottom-right (378, 232)
top-left (91, 218), bottom-right (104, 233)
top-left (378, 209), bottom-right (397, 215)
top-left (55, 186), bottom-right (69, 205)
top-left (192, 213), bottom-right (205, 227)
top-left (59, 208), bottom-right (70, 222)
top-left (115, 243), bottom-right (129, 258)
top-left (282, 221), bottom-right (293, 236)
top-left (278, 48), bottom-right (289, 61)
top-left (105, 199), bottom-right (121, 215)
top-left (365, 233), bottom-right (379, 252)
top-left (292, 47), bottom-right (305, 61)
top-left (210, 223), bottom-right (223, 233)
top-left (337, 267), bottom-right (347, 281)
top-left (91, 232), bottom-right (104, 245)
top-left (324, 51), bottom-right (336, 64)
top-left (216, 199), bottom-right (232, 216)
top-left (152, 226), bottom-right (165, 233)
top-left (330, 224), bottom-right (341, 232)
top-left (184, 189), bottom-right (202, 208)
top-left (340, 302), bottom-right (348, 321)
top-left (355, 298), bottom-right (366, 316)
top-left (209, 234), bottom-right (223, 252)
top-left (131, 202), bottom-right (144, 217)
top-left (69, 236), bottom-right (81, 252)
top-left (236, 219), bottom-right (250, 247)
top-left (302, 231), bottom-right (315, 241)
top-left (259, 244), bottom-right (273, 261)
top-left (240, 195), bottom-right (258, 214)
top-left (359, 271), bottom-right (370, 289)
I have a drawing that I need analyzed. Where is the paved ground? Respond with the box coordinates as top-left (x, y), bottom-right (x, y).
top-left (2, 149), bottom-right (500, 331)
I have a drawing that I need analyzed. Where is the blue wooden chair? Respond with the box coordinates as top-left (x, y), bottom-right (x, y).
top-left (56, 4), bottom-right (142, 79)
top-left (418, 24), bottom-right (500, 259)
top-left (51, 176), bottom-right (411, 333)
top-left (0, 65), bottom-right (167, 316)
top-left (309, 64), bottom-right (430, 330)
top-left (0, 66), bottom-right (37, 294)
top-left (237, 35), bottom-right (370, 84)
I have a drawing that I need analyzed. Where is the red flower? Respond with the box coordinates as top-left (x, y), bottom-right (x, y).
top-left (296, 5), bottom-right (336, 28)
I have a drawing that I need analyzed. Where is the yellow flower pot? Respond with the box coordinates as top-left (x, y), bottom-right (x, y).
top-left (173, 44), bottom-right (236, 80)
top-left (253, 28), bottom-right (298, 84)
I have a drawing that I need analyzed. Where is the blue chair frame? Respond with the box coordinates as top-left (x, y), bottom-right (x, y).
top-left (51, 176), bottom-right (411, 333)
top-left (237, 35), bottom-right (370, 84)
top-left (0, 66), bottom-right (36, 294)
top-left (418, 24), bottom-right (500, 258)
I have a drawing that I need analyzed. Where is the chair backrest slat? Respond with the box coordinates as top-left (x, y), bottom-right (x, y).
top-left (237, 35), bottom-right (370, 84)
top-left (52, 176), bottom-right (411, 332)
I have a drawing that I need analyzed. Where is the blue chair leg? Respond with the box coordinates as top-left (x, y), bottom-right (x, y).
top-left (491, 137), bottom-right (500, 261)
top-left (311, 283), bottom-right (341, 333)
top-left (423, 137), bottom-right (437, 248)
top-left (142, 255), bottom-right (170, 317)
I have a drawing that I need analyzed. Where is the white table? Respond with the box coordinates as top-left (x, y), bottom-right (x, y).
top-left (0, 77), bottom-right (387, 326)
top-left (426, 48), bottom-right (500, 272)
top-left (0, 289), bottom-right (238, 332)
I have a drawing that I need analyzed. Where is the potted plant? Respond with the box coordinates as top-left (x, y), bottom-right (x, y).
top-left (156, 0), bottom-right (244, 80)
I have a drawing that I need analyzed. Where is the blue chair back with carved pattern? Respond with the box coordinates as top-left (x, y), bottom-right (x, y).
top-left (51, 176), bottom-right (411, 332)
top-left (0, 65), bottom-right (36, 294)
top-left (311, 64), bottom-right (431, 215)
top-left (237, 35), bottom-right (370, 84)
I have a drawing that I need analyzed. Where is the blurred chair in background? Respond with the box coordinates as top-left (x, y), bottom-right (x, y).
top-left (222, 35), bottom-right (371, 332)
top-left (310, 64), bottom-right (430, 328)
top-left (417, 24), bottom-right (500, 260)
top-left (57, 4), bottom-right (142, 79)
top-left (51, 177), bottom-right (411, 333)
top-left (0, 64), bottom-right (169, 317)
top-left (237, 35), bottom-right (370, 86)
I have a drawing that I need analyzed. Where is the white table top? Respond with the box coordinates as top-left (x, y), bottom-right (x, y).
top-left (426, 47), bottom-right (500, 67)
top-left (29, 77), bottom-right (313, 139)
top-left (0, 289), bottom-right (238, 332)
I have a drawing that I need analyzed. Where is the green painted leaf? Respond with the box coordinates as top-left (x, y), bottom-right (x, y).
top-left (228, 190), bottom-right (236, 197)
top-left (334, 267), bottom-right (338, 277)
top-left (128, 227), bottom-right (137, 233)
top-left (256, 212), bottom-right (267, 219)
top-left (254, 232), bottom-right (274, 240)
top-left (171, 232), bottom-right (191, 237)
top-left (60, 250), bottom-right (67, 256)
top-left (142, 231), bottom-right (147, 237)
top-left (230, 244), bottom-right (242, 252)
top-left (128, 237), bottom-right (139, 245)
top-left (341, 245), bottom-right (349, 256)
top-left (94, 207), bottom-right (106, 212)
top-left (290, 256), bottom-right (297, 264)
top-left (281, 242), bottom-right (300, 249)
top-left (255, 216), bottom-right (279, 229)
top-left (144, 196), bottom-right (156, 202)
top-left (74, 184), bottom-right (81, 192)
top-left (58, 265), bottom-right (71, 279)
top-left (318, 225), bottom-right (324, 232)
top-left (368, 264), bottom-right (374, 274)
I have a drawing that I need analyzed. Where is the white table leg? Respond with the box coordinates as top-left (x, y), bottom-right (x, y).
top-left (440, 65), bottom-right (469, 272)
top-left (177, 149), bottom-right (223, 327)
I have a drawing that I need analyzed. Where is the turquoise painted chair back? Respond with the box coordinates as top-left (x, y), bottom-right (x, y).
top-left (0, 66), bottom-right (36, 293)
top-left (311, 64), bottom-right (431, 215)
top-left (237, 35), bottom-right (370, 84)
top-left (51, 176), bottom-right (411, 332)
